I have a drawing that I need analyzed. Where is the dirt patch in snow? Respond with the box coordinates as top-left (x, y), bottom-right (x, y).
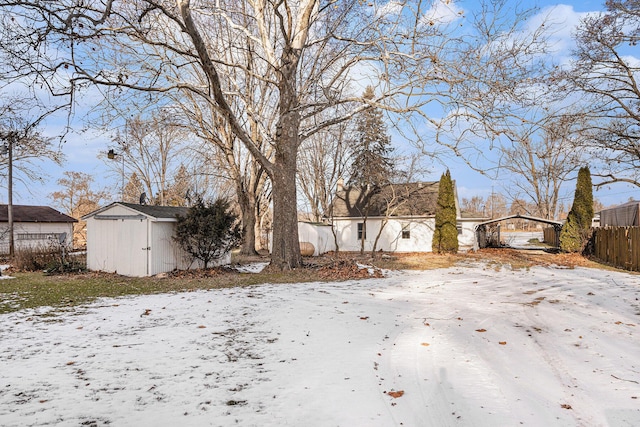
top-left (322, 249), bottom-right (610, 272)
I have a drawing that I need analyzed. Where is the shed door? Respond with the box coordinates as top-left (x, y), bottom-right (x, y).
top-left (114, 218), bottom-right (148, 276)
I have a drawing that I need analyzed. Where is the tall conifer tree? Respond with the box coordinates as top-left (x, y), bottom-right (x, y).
top-left (348, 86), bottom-right (393, 189)
top-left (348, 86), bottom-right (394, 253)
top-left (433, 170), bottom-right (458, 254)
top-left (560, 166), bottom-right (594, 252)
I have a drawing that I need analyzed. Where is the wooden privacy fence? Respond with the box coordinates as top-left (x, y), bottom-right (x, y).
top-left (543, 227), bottom-right (559, 247)
top-left (592, 227), bottom-right (640, 271)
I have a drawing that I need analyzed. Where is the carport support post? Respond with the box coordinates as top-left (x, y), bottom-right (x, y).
top-left (553, 224), bottom-right (563, 249)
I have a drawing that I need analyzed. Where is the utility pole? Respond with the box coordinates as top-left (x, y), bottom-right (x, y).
top-left (491, 185), bottom-right (494, 219)
top-left (0, 132), bottom-right (15, 257)
top-left (7, 132), bottom-right (13, 258)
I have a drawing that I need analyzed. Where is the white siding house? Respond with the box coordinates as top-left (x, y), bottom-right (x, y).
top-left (331, 181), bottom-right (486, 253)
top-left (333, 216), bottom-right (437, 252)
top-left (0, 205), bottom-right (76, 254)
top-left (83, 203), bottom-right (230, 277)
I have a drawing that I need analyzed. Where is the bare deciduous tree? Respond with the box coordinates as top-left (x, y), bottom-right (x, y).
top-left (0, 95), bottom-right (64, 194)
top-left (50, 171), bottom-right (110, 247)
top-left (1, 0), bottom-right (549, 268)
top-left (297, 120), bottom-right (351, 223)
top-left (499, 113), bottom-right (587, 219)
top-left (432, 3), bottom-right (585, 220)
top-left (460, 195), bottom-right (486, 217)
top-left (565, 0), bottom-right (640, 188)
top-left (186, 109), bottom-right (271, 256)
top-left (108, 111), bottom-right (187, 205)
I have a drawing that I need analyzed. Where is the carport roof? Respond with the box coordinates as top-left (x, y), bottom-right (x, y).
top-left (475, 214), bottom-right (563, 228)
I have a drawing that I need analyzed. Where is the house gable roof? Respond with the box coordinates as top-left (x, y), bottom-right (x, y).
top-left (0, 205), bottom-right (77, 223)
top-left (332, 182), bottom-right (441, 218)
top-left (82, 202), bottom-right (190, 220)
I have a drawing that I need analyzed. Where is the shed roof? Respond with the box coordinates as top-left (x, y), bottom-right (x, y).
top-left (117, 202), bottom-right (191, 219)
top-left (332, 182), bottom-right (440, 218)
top-left (0, 205), bottom-right (77, 223)
top-left (83, 202), bottom-right (190, 220)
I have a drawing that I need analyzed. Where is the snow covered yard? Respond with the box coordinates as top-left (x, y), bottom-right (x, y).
top-left (1, 261), bottom-right (639, 426)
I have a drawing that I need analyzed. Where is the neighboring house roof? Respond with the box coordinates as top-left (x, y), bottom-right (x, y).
top-left (0, 205), bottom-right (77, 223)
top-left (82, 202), bottom-right (190, 220)
top-left (332, 182), bottom-right (441, 218)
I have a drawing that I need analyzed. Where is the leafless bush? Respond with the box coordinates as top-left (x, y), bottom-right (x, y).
top-left (12, 244), bottom-right (85, 273)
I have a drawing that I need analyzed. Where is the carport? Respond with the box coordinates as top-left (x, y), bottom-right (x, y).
top-left (475, 214), bottom-right (563, 249)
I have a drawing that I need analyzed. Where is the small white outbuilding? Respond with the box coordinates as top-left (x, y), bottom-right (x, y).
top-left (83, 202), bottom-right (230, 277)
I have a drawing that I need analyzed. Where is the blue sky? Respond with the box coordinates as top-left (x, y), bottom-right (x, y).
top-left (3, 0), bottom-right (638, 211)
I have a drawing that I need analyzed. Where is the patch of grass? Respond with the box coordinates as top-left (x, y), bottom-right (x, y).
top-left (0, 266), bottom-right (341, 315)
top-left (319, 251), bottom-right (463, 271)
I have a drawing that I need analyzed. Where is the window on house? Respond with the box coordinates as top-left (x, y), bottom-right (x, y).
top-left (357, 222), bottom-right (366, 240)
top-left (457, 225), bottom-right (463, 235)
top-left (402, 223), bottom-right (410, 239)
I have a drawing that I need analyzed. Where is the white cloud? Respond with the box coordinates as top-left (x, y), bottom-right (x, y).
top-left (526, 4), bottom-right (597, 58)
top-left (421, 0), bottom-right (464, 26)
top-left (375, 0), bottom-right (404, 18)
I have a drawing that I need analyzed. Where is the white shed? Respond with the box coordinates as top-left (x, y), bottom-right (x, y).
top-left (83, 202), bottom-right (230, 277)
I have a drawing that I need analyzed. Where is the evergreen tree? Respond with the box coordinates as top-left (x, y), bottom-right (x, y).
top-left (165, 164), bottom-right (192, 206)
top-left (432, 170), bottom-right (458, 254)
top-left (174, 197), bottom-right (242, 268)
top-left (123, 172), bottom-right (143, 204)
top-left (348, 85), bottom-right (395, 254)
top-left (348, 86), bottom-right (394, 189)
top-left (560, 166), bottom-right (594, 252)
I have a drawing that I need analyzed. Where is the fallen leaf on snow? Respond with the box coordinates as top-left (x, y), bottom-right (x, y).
top-left (421, 343), bottom-right (430, 347)
top-left (386, 390), bottom-right (404, 398)
top-left (561, 403), bottom-right (572, 410)
top-left (475, 328), bottom-right (487, 333)
top-left (197, 325), bottom-right (206, 329)
top-left (499, 341), bottom-right (507, 345)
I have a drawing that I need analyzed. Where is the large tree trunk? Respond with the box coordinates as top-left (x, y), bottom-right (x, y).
top-left (237, 188), bottom-right (258, 256)
top-left (270, 75), bottom-right (303, 268)
top-left (270, 161), bottom-right (302, 269)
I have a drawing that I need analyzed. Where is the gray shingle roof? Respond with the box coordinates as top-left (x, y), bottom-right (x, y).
top-left (116, 203), bottom-right (190, 219)
top-left (0, 205), bottom-right (77, 223)
top-left (332, 182), bottom-right (440, 218)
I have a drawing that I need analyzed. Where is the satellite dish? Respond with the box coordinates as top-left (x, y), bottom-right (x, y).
top-left (139, 192), bottom-right (147, 205)
top-left (58, 232), bottom-right (67, 244)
